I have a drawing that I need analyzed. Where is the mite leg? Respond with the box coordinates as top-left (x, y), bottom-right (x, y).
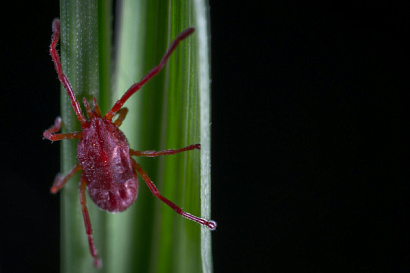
top-left (130, 144), bottom-right (200, 157)
top-left (113, 108), bottom-right (128, 127)
top-left (132, 160), bottom-right (216, 230)
top-left (105, 27), bottom-right (195, 121)
top-left (79, 179), bottom-right (102, 268)
top-left (50, 163), bottom-right (82, 193)
top-left (43, 116), bottom-right (83, 141)
top-left (50, 19), bottom-right (87, 125)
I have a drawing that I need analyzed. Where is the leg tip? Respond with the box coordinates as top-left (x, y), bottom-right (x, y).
top-left (50, 173), bottom-right (64, 194)
top-left (43, 131), bottom-right (51, 140)
top-left (52, 18), bottom-right (60, 31)
top-left (54, 116), bottom-right (62, 126)
top-left (93, 257), bottom-right (102, 268)
top-left (207, 220), bottom-right (217, 230)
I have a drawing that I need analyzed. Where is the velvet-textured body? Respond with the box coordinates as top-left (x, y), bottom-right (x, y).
top-left (77, 118), bottom-right (138, 213)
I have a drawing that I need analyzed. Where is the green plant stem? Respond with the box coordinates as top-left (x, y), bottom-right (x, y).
top-left (112, 1), bottom-right (213, 272)
top-left (58, 0), bottom-right (212, 272)
top-left (59, 1), bottom-right (111, 272)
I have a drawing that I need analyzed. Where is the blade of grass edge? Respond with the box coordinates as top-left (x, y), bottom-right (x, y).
top-left (193, 1), bottom-right (214, 273)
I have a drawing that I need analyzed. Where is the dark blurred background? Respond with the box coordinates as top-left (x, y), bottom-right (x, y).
top-left (1, 1), bottom-right (409, 272)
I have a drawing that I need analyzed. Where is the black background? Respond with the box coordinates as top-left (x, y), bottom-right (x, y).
top-left (1, 1), bottom-right (409, 273)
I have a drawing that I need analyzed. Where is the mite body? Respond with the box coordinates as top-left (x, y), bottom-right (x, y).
top-left (44, 18), bottom-right (216, 268)
top-left (78, 118), bottom-right (138, 213)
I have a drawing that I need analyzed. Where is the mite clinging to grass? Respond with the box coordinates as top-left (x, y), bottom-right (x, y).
top-left (44, 18), bottom-right (216, 268)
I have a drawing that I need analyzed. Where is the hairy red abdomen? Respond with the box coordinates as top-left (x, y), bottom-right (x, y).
top-left (77, 118), bottom-right (138, 213)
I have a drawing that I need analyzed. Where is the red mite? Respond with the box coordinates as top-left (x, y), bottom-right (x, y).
top-left (44, 18), bottom-right (216, 268)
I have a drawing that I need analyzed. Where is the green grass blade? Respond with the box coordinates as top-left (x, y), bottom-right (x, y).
top-left (107, 0), bottom-right (148, 272)
top-left (111, 0), bottom-right (213, 272)
top-left (59, 0), bottom-right (111, 272)
top-left (58, 0), bottom-right (212, 272)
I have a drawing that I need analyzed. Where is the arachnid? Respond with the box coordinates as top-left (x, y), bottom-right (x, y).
top-left (44, 18), bottom-right (216, 268)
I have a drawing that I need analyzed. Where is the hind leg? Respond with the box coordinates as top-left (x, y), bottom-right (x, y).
top-left (79, 178), bottom-right (101, 268)
top-left (132, 159), bottom-right (216, 230)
